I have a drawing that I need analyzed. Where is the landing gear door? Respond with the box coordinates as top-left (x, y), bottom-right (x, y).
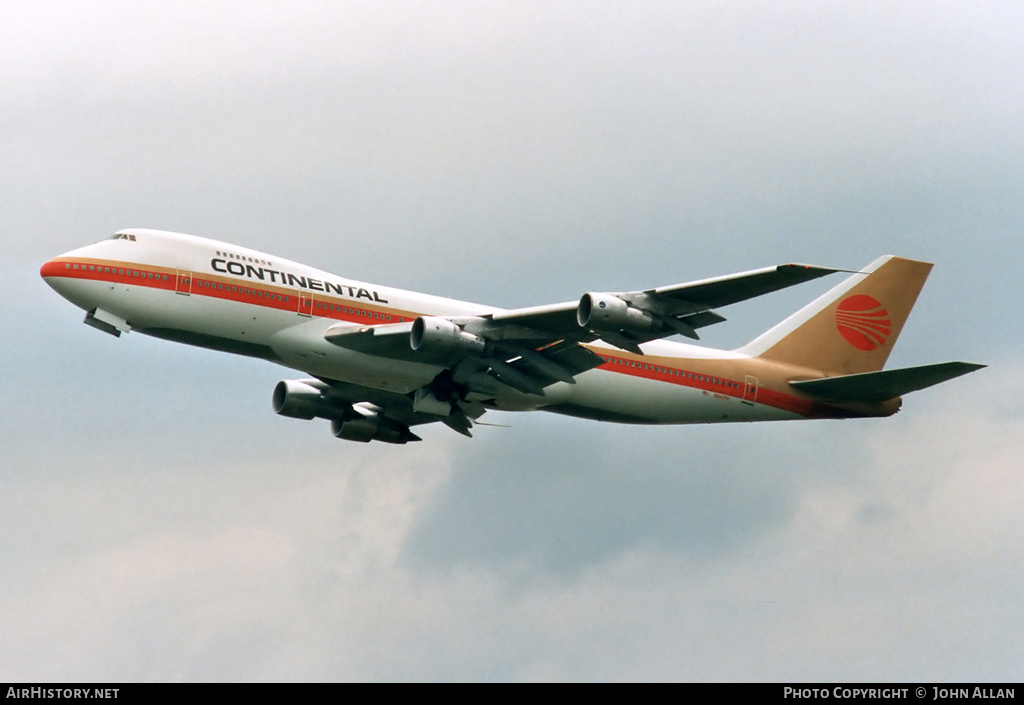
top-left (175, 270), bottom-right (192, 295)
top-left (743, 375), bottom-right (759, 403)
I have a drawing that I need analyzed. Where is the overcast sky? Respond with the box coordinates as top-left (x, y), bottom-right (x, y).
top-left (1, 1), bottom-right (1022, 681)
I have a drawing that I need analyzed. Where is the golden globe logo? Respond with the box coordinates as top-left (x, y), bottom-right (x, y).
top-left (835, 295), bottom-right (891, 350)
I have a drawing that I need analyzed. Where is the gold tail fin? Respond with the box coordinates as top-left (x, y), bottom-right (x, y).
top-left (740, 255), bottom-right (933, 375)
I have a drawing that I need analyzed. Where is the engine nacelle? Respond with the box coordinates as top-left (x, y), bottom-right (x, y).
top-left (410, 316), bottom-right (486, 356)
top-left (272, 380), bottom-right (340, 420)
top-left (577, 293), bottom-right (657, 334)
top-left (330, 414), bottom-right (416, 444)
top-left (331, 415), bottom-right (378, 442)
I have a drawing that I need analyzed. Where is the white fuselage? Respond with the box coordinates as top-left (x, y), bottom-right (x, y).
top-left (42, 229), bottom-right (819, 425)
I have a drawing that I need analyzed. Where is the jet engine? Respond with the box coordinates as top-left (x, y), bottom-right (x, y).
top-left (274, 381), bottom-right (419, 443)
top-left (577, 293), bottom-right (658, 334)
top-left (330, 413), bottom-right (418, 444)
top-left (272, 380), bottom-right (344, 420)
top-left (410, 316), bottom-right (486, 356)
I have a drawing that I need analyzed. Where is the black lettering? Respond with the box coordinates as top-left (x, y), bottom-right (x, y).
top-left (287, 273), bottom-right (307, 288)
top-left (357, 288), bottom-right (373, 300)
top-left (226, 261), bottom-right (245, 275)
top-left (267, 270), bottom-right (279, 283)
top-left (211, 258), bottom-right (227, 272)
top-left (308, 278), bottom-right (323, 291)
top-left (325, 281), bottom-right (345, 295)
top-left (373, 291), bottom-right (389, 303)
top-left (345, 285), bottom-right (356, 296)
top-left (246, 265), bottom-right (265, 280)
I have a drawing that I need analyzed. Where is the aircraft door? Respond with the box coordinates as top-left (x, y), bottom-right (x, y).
top-left (297, 290), bottom-right (313, 316)
top-left (175, 270), bottom-right (192, 295)
top-left (743, 375), bottom-right (759, 403)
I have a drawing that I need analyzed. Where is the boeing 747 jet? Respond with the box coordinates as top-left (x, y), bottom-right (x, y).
top-left (42, 229), bottom-right (983, 443)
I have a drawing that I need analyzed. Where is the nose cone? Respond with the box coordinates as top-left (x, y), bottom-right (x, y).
top-left (41, 243), bottom-right (99, 301)
top-left (40, 256), bottom-right (70, 294)
top-left (40, 257), bottom-right (64, 278)
top-left (40, 257), bottom-right (67, 284)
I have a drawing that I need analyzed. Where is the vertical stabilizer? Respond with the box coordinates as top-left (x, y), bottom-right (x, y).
top-left (739, 255), bottom-right (933, 374)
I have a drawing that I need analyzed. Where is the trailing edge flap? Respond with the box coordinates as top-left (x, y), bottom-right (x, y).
top-left (789, 362), bottom-right (986, 402)
top-left (523, 340), bottom-right (606, 377)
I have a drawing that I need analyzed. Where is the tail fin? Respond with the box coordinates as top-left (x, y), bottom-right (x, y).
top-left (739, 255), bottom-right (933, 374)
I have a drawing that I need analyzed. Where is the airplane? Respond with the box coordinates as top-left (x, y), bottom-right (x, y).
top-left (41, 229), bottom-right (984, 444)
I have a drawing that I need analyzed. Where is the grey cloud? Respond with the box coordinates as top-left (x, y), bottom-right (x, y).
top-left (402, 417), bottom-right (868, 575)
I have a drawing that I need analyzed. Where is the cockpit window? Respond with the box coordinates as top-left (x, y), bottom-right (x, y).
top-left (108, 233), bottom-right (137, 241)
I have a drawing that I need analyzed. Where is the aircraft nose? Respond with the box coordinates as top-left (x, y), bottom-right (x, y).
top-left (41, 240), bottom-right (99, 279)
top-left (40, 247), bottom-right (85, 297)
top-left (40, 257), bottom-right (65, 283)
top-left (40, 257), bottom-right (70, 299)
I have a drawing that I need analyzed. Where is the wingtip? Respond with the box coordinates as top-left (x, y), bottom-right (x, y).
top-left (778, 263), bottom-right (847, 277)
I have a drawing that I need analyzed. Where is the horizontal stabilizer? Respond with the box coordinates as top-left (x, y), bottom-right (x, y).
top-left (790, 362), bottom-right (985, 402)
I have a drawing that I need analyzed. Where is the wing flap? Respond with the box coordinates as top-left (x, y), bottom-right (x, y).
top-left (790, 362), bottom-right (985, 402)
top-left (529, 340), bottom-right (606, 376)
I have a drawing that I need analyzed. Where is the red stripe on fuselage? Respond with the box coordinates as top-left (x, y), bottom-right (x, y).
top-left (45, 257), bottom-right (852, 420)
top-left (590, 352), bottom-right (850, 419)
top-left (42, 257), bottom-right (418, 323)
top-left (41, 259), bottom-right (177, 291)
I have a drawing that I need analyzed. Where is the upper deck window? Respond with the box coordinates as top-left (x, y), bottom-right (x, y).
top-left (217, 249), bottom-right (271, 266)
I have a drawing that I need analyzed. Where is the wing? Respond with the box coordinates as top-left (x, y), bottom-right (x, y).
top-left (487, 263), bottom-right (840, 350)
top-left (322, 262), bottom-right (841, 435)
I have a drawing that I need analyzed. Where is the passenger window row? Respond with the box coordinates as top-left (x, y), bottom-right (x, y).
top-left (313, 301), bottom-right (399, 322)
top-left (216, 250), bottom-right (271, 267)
top-left (599, 355), bottom-right (742, 389)
top-left (64, 262), bottom-right (407, 322)
top-left (193, 278), bottom-right (288, 302)
top-left (67, 262), bottom-right (168, 281)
